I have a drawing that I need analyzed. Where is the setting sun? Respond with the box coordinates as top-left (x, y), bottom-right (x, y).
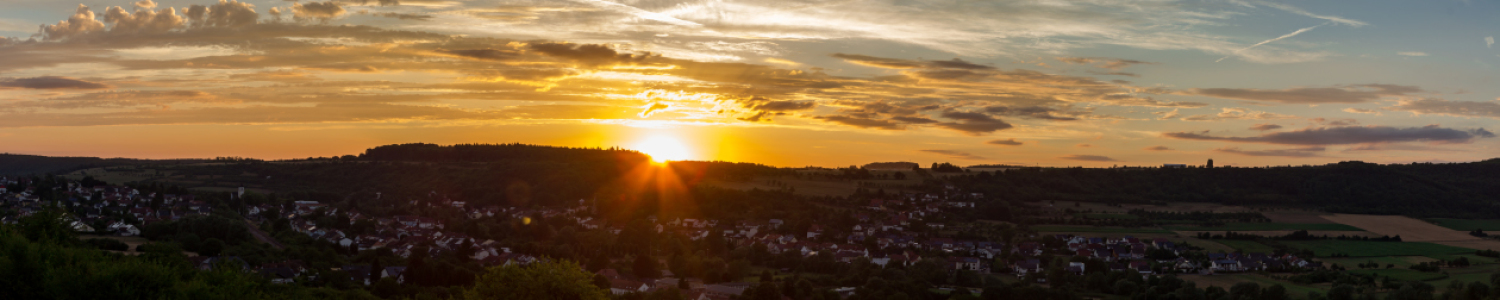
top-left (632, 135), bottom-right (692, 163)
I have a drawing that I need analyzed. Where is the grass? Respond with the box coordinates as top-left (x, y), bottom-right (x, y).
top-left (1425, 253), bottom-right (1498, 264)
top-left (1182, 274), bottom-right (1327, 299)
top-left (1425, 218), bottom-right (1500, 231)
top-left (1281, 240), bottom-right (1474, 257)
top-left (1032, 225), bottom-right (1172, 234)
top-left (1082, 213), bottom-right (1140, 220)
top-left (1213, 240), bottom-right (1276, 254)
top-left (1320, 256), bottom-right (1436, 269)
top-left (1347, 268), bottom-right (1448, 282)
top-left (1166, 223), bottom-right (1364, 231)
top-left (1428, 265), bottom-right (1500, 288)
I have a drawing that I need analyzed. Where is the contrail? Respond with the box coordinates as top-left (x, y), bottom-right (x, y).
top-left (572, 0), bottom-right (703, 27)
top-left (1217, 23), bottom-right (1325, 62)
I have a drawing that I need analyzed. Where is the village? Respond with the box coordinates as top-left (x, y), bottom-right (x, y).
top-left (0, 174), bottom-right (1330, 299)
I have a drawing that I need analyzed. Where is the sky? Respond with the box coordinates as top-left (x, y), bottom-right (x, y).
top-left (0, 0), bottom-right (1497, 167)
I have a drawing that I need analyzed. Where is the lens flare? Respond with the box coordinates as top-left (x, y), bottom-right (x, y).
top-left (632, 135), bottom-right (691, 163)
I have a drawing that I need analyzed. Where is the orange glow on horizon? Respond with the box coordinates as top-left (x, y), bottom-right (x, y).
top-left (631, 134), bottom-right (692, 163)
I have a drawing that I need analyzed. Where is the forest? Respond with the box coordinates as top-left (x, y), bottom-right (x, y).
top-left (953, 160), bottom-right (1500, 219)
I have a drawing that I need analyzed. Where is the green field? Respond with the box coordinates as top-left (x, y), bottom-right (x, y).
top-left (1320, 256), bottom-right (1435, 269)
top-left (1032, 225), bottom-right (1172, 234)
top-left (1426, 218), bottom-right (1500, 231)
top-left (1425, 253), bottom-right (1498, 264)
top-left (1213, 240), bottom-right (1277, 253)
top-left (1166, 223), bottom-right (1364, 231)
top-left (1348, 268), bottom-right (1448, 282)
top-left (1282, 240), bottom-right (1474, 257)
top-left (1082, 213), bottom-right (1140, 220)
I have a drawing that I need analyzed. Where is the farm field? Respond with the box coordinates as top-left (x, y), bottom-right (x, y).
top-left (1166, 223), bottom-right (1363, 231)
top-left (1428, 265), bottom-right (1500, 291)
top-left (1320, 256), bottom-right (1438, 269)
top-left (1032, 225), bottom-right (1172, 234)
top-left (1347, 268), bottom-right (1447, 282)
top-left (1425, 218), bottom-right (1500, 231)
top-left (1261, 211), bottom-right (1338, 224)
top-left (1180, 274), bottom-right (1325, 298)
top-left (1081, 213), bottom-right (1139, 220)
top-left (1321, 214), bottom-right (1500, 250)
top-left (1062, 201), bottom-right (1256, 214)
top-left (1281, 240), bottom-right (1472, 257)
top-left (1173, 230), bottom-right (1385, 239)
top-left (1213, 240), bottom-right (1276, 254)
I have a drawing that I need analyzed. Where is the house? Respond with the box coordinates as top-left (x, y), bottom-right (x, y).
top-left (1211, 260), bottom-right (1242, 272)
top-left (807, 225), bottom-right (824, 239)
top-left (1013, 259), bottom-right (1041, 276)
top-left (1130, 261), bottom-right (1152, 275)
top-left (1067, 262), bottom-right (1086, 275)
top-left (949, 257), bottom-right (982, 271)
top-left (609, 279), bottom-right (650, 295)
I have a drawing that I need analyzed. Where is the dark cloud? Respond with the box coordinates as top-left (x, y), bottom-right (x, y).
top-left (1215, 146), bottom-right (1325, 157)
top-left (920, 150), bottom-right (986, 160)
top-left (528, 42), bottom-right (656, 65)
top-left (293, 1), bottom-right (345, 21)
top-left (1249, 124), bottom-right (1283, 131)
top-left (934, 111), bottom-right (1012, 135)
top-left (1143, 146), bottom-right (1171, 151)
top-left (374, 12), bottom-right (431, 20)
top-left (1386, 98), bottom-right (1500, 119)
top-left (813, 115), bottom-right (904, 130)
top-left (1059, 155), bottom-right (1117, 162)
top-left (1182, 84), bottom-right (1422, 104)
top-left (1310, 118), bottom-right (1359, 126)
top-left (984, 105), bottom-right (1078, 121)
top-left (986, 139), bottom-right (1023, 146)
top-left (832, 53), bottom-right (992, 70)
top-left (436, 49), bottom-right (521, 61)
top-left (346, 0), bottom-right (402, 6)
top-left (748, 100), bottom-right (815, 112)
top-left (0, 76), bottom-right (109, 89)
top-left (891, 116), bottom-right (939, 124)
top-left (1055, 57), bottom-right (1155, 70)
top-left (1165, 125), bottom-right (1495, 145)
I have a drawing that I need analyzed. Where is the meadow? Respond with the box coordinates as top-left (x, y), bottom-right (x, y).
top-left (1280, 240), bottom-right (1474, 257)
top-left (1031, 225), bottom-right (1172, 234)
top-left (1213, 240), bottom-right (1276, 254)
top-left (1425, 218), bottom-right (1500, 231)
top-left (1166, 223), bottom-right (1364, 231)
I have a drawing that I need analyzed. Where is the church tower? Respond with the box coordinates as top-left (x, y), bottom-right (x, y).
top-left (1207, 159), bottom-right (1214, 168)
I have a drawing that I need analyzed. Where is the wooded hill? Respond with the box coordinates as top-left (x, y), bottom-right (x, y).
top-left (952, 159), bottom-right (1500, 219)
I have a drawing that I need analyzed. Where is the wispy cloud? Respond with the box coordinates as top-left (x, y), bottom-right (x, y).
top-left (920, 150), bottom-right (986, 160)
top-left (1165, 125), bottom-right (1495, 145)
top-left (1059, 155), bottom-right (1117, 162)
top-left (1217, 23), bottom-right (1325, 62)
top-left (1249, 1), bottom-right (1368, 27)
top-left (1397, 51), bottom-right (1429, 57)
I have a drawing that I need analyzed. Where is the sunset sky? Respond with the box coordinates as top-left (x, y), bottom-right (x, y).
top-left (1, 0), bottom-right (1498, 167)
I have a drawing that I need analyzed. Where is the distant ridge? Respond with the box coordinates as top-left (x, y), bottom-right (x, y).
top-left (0, 153), bottom-right (202, 176)
top-left (359, 143), bottom-right (651, 163)
top-left (862, 162), bottom-right (918, 170)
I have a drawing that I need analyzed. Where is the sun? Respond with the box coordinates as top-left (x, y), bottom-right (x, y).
top-left (632, 135), bottom-right (691, 163)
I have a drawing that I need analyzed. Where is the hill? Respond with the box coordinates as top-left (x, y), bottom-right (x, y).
top-left (0, 154), bottom-right (200, 176)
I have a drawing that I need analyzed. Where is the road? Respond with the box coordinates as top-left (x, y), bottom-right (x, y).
top-left (243, 219), bottom-right (285, 250)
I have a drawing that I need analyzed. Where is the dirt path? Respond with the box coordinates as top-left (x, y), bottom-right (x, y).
top-left (1321, 214), bottom-right (1500, 250)
top-left (243, 219), bottom-right (285, 250)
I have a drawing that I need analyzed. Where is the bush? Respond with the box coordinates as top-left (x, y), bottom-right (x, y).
top-left (83, 238), bottom-right (129, 251)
